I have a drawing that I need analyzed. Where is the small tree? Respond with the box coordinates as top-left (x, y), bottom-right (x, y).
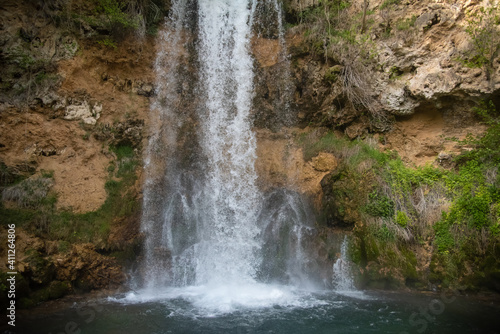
top-left (463, 4), bottom-right (500, 80)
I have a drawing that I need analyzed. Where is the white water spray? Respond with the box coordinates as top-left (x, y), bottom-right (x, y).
top-left (192, 0), bottom-right (261, 285)
top-left (332, 236), bottom-right (355, 292)
top-left (141, 0), bottom-right (265, 290)
top-left (136, 0), bottom-right (330, 312)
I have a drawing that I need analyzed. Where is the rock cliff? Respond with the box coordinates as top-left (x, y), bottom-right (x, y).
top-left (1, 0), bottom-right (499, 306)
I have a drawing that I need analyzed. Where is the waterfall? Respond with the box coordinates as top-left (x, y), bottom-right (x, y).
top-left (140, 0), bottom-right (261, 288)
top-left (332, 236), bottom-right (355, 292)
top-left (192, 0), bottom-right (261, 285)
top-left (138, 0), bottom-right (320, 303)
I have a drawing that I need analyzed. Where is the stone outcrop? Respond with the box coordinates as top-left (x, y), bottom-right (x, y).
top-left (284, 0), bottom-right (499, 125)
top-left (64, 100), bottom-right (102, 125)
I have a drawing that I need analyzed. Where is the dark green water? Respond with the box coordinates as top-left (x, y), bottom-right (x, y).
top-left (13, 288), bottom-right (500, 334)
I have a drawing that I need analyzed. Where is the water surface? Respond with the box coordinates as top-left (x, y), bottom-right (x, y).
top-left (16, 288), bottom-right (500, 334)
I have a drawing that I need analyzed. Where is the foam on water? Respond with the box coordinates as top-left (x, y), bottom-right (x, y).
top-left (110, 284), bottom-right (333, 316)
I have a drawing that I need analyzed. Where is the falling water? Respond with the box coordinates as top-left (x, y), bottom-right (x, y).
top-left (137, 0), bottom-right (325, 311)
top-left (192, 0), bottom-right (261, 285)
top-left (332, 236), bottom-right (355, 292)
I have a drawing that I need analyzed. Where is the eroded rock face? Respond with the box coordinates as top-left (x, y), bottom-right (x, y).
top-left (255, 128), bottom-right (337, 209)
top-left (0, 228), bottom-right (124, 305)
top-left (0, 0), bottom-right (154, 306)
top-left (285, 0), bottom-right (500, 124)
top-left (53, 244), bottom-right (125, 290)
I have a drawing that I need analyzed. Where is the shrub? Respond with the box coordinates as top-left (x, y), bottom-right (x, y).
top-left (396, 211), bottom-right (408, 227)
top-left (365, 191), bottom-right (394, 218)
top-left (95, 0), bottom-right (140, 30)
top-left (460, 5), bottom-right (500, 79)
top-left (2, 176), bottom-right (54, 209)
top-left (396, 15), bottom-right (417, 31)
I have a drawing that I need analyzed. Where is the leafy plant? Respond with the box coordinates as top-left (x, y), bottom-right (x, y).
top-left (375, 223), bottom-right (396, 241)
top-left (396, 211), bottom-right (408, 227)
top-left (97, 38), bottom-right (118, 49)
top-left (95, 0), bottom-right (140, 30)
top-left (460, 4), bottom-right (500, 79)
top-left (365, 191), bottom-right (394, 218)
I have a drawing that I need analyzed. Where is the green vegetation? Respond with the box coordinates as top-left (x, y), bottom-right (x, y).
top-left (299, 99), bottom-right (500, 289)
top-left (293, 1), bottom-right (388, 127)
top-left (0, 144), bottom-right (139, 246)
top-left (96, 0), bottom-right (140, 30)
top-left (2, 46), bottom-right (59, 102)
top-left (396, 15), bottom-right (417, 31)
top-left (460, 3), bottom-right (500, 79)
top-left (395, 211), bottom-right (409, 227)
top-left (97, 37), bottom-right (118, 49)
top-left (70, 0), bottom-right (169, 39)
top-left (365, 191), bottom-right (394, 218)
top-left (389, 66), bottom-right (403, 80)
top-left (379, 0), bottom-right (401, 10)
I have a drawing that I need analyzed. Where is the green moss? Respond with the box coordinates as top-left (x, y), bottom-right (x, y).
top-left (400, 247), bottom-right (418, 278)
top-left (304, 104), bottom-right (500, 289)
top-left (20, 281), bottom-right (70, 308)
top-left (58, 241), bottom-right (71, 253)
top-left (0, 205), bottom-right (36, 227)
top-left (47, 281), bottom-right (71, 299)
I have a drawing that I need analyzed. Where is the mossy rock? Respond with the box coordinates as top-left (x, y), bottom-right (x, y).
top-left (74, 278), bottom-right (93, 293)
top-left (364, 237), bottom-right (381, 261)
top-left (400, 247), bottom-right (418, 280)
top-left (19, 297), bottom-right (37, 309)
top-left (48, 280), bottom-right (71, 299)
top-left (25, 249), bottom-right (55, 285)
top-left (19, 281), bottom-right (71, 309)
top-left (405, 278), bottom-right (427, 289)
top-left (364, 263), bottom-right (404, 289)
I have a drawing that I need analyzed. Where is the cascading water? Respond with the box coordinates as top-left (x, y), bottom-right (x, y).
top-left (136, 0), bottom-right (334, 311)
top-left (332, 236), bottom-right (355, 292)
top-left (140, 0), bottom-right (263, 289)
top-left (193, 0), bottom-right (261, 285)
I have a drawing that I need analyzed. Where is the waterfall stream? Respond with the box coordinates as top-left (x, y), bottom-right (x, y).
top-left (137, 0), bottom-right (333, 312)
top-left (332, 236), bottom-right (355, 292)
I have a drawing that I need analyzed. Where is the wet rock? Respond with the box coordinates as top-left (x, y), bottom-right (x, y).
top-left (110, 119), bottom-right (144, 148)
top-left (54, 243), bottom-right (125, 290)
